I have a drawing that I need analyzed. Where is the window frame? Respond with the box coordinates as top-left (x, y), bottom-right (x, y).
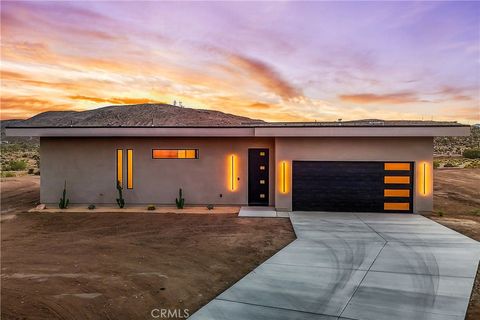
top-left (151, 148), bottom-right (199, 159)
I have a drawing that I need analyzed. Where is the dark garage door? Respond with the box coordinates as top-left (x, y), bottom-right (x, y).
top-left (292, 161), bottom-right (414, 213)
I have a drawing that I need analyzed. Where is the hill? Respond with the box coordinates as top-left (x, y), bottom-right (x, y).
top-left (434, 126), bottom-right (479, 156)
top-left (12, 104), bottom-right (263, 128)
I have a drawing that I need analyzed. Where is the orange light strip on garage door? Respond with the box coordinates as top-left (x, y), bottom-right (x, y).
top-left (384, 163), bottom-right (411, 171)
top-left (384, 203), bottom-right (410, 211)
top-left (384, 176), bottom-right (410, 184)
top-left (384, 189), bottom-right (410, 197)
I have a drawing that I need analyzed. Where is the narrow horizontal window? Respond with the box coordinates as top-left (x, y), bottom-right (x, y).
top-left (384, 176), bottom-right (410, 184)
top-left (152, 149), bottom-right (199, 159)
top-left (384, 203), bottom-right (410, 211)
top-left (384, 189), bottom-right (410, 197)
top-left (384, 163), bottom-right (411, 171)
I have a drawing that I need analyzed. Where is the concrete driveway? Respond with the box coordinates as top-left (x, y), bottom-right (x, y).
top-left (191, 212), bottom-right (480, 320)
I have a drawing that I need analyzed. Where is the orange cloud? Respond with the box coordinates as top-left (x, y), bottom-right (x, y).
top-left (0, 96), bottom-right (71, 119)
top-left (339, 92), bottom-right (419, 104)
top-left (228, 54), bottom-right (302, 100)
top-left (249, 102), bottom-right (274, 110)
top-left (440, 106), bottom-right (479, 121)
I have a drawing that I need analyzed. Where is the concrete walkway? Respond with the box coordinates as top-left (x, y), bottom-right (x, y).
top-left (190, 212), bottom-right (480, 320)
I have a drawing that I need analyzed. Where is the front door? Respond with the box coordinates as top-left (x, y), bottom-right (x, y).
top-left (248, 148), bottom-right (269, 206)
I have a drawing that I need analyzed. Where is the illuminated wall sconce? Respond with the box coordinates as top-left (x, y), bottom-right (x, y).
top-left (279, 161), bottom-right (289, 194)
top-left (228, 154), bottom-right (238, 191)
top-left (419, 161), bottom-right (431, 196)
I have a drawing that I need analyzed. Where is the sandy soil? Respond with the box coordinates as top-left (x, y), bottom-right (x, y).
top-left (1, 175), bottom-right (40, 218)
top-left (424, 168), bottom-right (480, 320)
top-left (0, 177), bottom-right (295, 319)
top-left (1, 171), bottom-right (479, 319)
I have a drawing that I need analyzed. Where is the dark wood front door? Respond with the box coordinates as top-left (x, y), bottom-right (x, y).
top-left (248, 148), bottom-right (269, 206)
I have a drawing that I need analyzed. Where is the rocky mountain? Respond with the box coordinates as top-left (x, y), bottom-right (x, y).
top-left (9, 104), bottom-right (264, 127)
top-left (1, 104), bottom-right (263, 144)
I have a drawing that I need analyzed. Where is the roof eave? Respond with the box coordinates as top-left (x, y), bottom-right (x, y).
top-left (5, 126), bottom-right (470, 138)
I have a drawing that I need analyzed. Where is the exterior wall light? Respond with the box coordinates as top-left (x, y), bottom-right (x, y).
top-left (279, 161), bottom-right (289, 194)
top-left (419, 161), bottom-right (431, 196)
top-left (228, 154), bottom-right (238, 191)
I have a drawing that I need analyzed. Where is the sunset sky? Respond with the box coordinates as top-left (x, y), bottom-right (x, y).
top-left (1, 1), bottom-right (479, 123)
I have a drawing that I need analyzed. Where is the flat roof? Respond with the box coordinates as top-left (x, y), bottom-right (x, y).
top-left (5, 120), bottom-right (469, 128)
top-left (5, 121), bottom-right (470, 138)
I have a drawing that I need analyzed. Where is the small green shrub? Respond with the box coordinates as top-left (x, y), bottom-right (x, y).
top-left (147, 205), bottom-right (156, 211)
top-left (3, 172), bottom-right (15, 178)
top-left (463, 148), bottom-right (480, 159)
top-left (6, 160), bottom-right (27, 171)
top-left (443, 162), bottom-right (456, 168)
top-left (207, 204), bottom-right (214, 210)
top-left (59, 180), bottom-right (70, 209)
top-left (88, 204), bottom-right (96, 210)
top-left (175, 188), bottom-right (185, 209)
top-left (433, 160), bottom-right (440, 169)
top-left (437, 211), bottom-right (444, 217)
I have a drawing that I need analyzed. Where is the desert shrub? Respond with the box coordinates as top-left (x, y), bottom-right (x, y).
top-left (207, 204), bottom-right (214, 210)
top-left (2, 172), bottom-right (15, 178)
top-left (28, 168), bottom-right (34, 174)
top-left (147, 205), bottom-right (156, 211)
top-left (464, 161), bottom-right (480, 169)
top-left (433, 160), bottom-right (440, 169)
top-left (463, 148), bottom-right (480, 159)
top-left (437, 211), bottom-right (444, 217)
top-left (175, 188), bottom-right (185, 209)
top-left (88, 204), bottom-right (96, 210)
top-left (443, 162), bottom-right (456, 168)
top-left (32, 154), bottom-right (40, 168)
top-left (6, 160), bottom-right (27, 171)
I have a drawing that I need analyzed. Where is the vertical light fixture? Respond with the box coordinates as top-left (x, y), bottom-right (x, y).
top-left (280, 161), bottom-right (289, 194)
top-left (419, 161), bottom-right (431, 196)
top-left (228, 154), bottom-right (237, 191)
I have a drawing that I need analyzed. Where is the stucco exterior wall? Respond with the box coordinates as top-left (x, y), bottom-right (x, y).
top-left (40, 137), bottom-right (275, 206)
top-left (274, 137), bottom-right (433, 213)
top-left (40, 136), bottom-right (433, 213)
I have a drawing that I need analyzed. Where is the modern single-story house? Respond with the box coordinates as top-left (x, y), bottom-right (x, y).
top-left (6, 120), bottom-right (469, 213)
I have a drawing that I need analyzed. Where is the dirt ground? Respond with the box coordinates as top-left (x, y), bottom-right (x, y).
top-left (1, 171), bottom-right (479, 319)
top-left (0, 177), bottom-right (294, 319)
top-left (0, 175), bottom-right (39, 219)
top-left (423, 168), bottom-right (480, 320)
